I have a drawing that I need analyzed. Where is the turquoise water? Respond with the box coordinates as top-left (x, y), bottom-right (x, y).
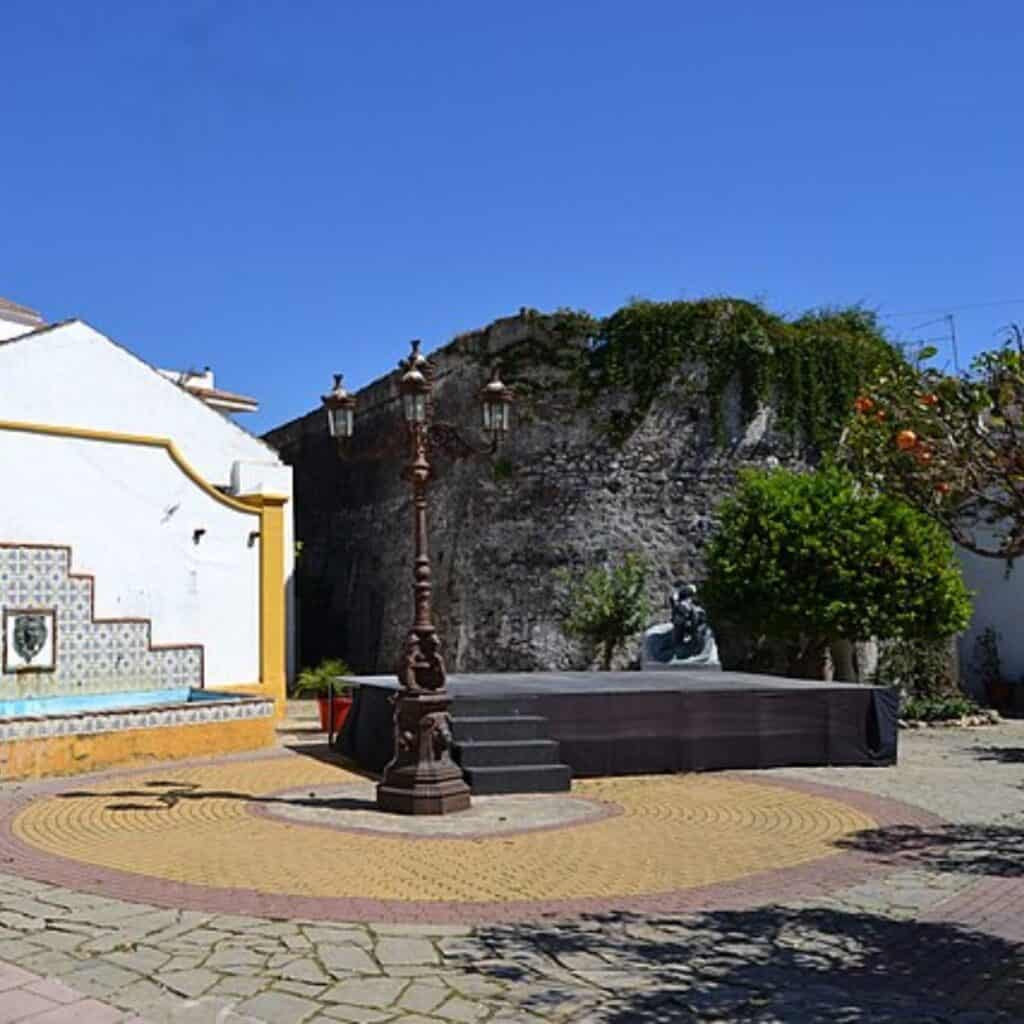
top-left (0, 688), bottom-right (239, 719)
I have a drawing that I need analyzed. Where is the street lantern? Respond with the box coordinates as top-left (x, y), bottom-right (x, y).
top-left (323, 338), bottom-right (514, 815)
top-left (480, 368), bottom-right (513, 439)
top-left (322, 374), bottom-right (356, 440)
top-left (400, 340), bottom-right (430, 425)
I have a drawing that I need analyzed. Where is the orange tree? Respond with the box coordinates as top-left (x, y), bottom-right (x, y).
top-left (843, 326), bottom-right (1024, 560)
top-left (701, 466), bottom-right (971, 679)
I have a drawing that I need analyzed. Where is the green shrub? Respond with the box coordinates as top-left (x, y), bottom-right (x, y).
top-left (874, 636), bottom-right (956, 699)
top-left (702, 466), bottom-right (972, 678)
top-left (293, 657), bottom-right (353, 697)
top-left (559, 554), bottom-right (649, 670)
top-left (901, 693), bottom-right (981, 722)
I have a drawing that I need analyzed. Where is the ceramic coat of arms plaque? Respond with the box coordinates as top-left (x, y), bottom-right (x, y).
top-left (4, 608), bottom-right (56, 672)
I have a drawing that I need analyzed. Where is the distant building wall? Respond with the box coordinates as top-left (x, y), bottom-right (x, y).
top-left (957, 544), bottom-right (1023, 706)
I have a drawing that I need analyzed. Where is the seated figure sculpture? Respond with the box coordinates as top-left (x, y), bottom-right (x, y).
top-left (641, 582), bottom-right (721, 669)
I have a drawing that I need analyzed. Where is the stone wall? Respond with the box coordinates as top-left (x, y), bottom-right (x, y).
top-left (265, 312), bottom-right (812, 675)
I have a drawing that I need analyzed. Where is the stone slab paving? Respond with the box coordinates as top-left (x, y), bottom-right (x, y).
top-left (0, 720), bottom-right (1018, 1022)
top-left (0, 959), bottom-right (132, 1023)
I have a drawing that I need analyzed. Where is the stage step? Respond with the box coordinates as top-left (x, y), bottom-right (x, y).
top-left (461, 763), bottom-right (573, 795)
top-left (451, 710), bottom-right (571, 794)
top-left (455, 738), bottom-right (561, 768)
top-left (452, 715), bottom-right (549, 742)
top-left (452, 698), bottom-right (538, 718)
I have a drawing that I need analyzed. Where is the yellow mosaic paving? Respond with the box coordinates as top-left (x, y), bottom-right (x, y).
top-left (13, 758), bottom-right (875, 903)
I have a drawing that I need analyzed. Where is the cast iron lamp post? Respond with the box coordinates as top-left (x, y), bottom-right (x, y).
top-left (322, 341), bottom-right (513, 814)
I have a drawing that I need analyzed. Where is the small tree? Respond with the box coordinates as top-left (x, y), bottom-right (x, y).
top-left (560, 554), bottom-right (650, 670)
top-left (843, 326), bottom-right (1024, 560)
top-left (702, 467), bottom-right (972, 679)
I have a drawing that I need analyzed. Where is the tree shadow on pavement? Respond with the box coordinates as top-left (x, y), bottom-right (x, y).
top-left (56, 779), bottom-right (377, 813)
top-left (466, 906), bottom-right (1023, 1023)
top-left (834, 822), bottom-right (1024, 877)
top-left (971, 745), bottom-right (1024, 765)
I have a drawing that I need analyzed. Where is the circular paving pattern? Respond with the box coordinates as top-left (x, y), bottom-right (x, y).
top-left (0, 752), bottom-right (895, 921)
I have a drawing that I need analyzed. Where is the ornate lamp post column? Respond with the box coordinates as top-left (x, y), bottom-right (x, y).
top-left (323, 340), bottom-right (513, 815)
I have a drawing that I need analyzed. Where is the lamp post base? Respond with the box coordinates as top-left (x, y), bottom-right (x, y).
top-left (376, 690), bottom-right (471, 815)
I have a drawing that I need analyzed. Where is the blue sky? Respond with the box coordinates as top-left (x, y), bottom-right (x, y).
top-left (2, 1), bottom-right (1022, 434)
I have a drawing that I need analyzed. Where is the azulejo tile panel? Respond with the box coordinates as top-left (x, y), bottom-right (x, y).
top-left (0, 544), bottom-right (204, 699)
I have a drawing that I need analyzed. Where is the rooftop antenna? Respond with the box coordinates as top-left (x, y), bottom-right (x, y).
top-left (946, 314), bottom-right (960, 374)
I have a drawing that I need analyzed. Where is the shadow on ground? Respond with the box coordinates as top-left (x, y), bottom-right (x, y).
top-left (467, 906), bottom-right (1023, 1023)
top-left (834, 821), bottom-right (1024, 877)
top-left (56, 778), bottom-right (376, 813)
top-left (971, 745), bottom-right (1024, 764)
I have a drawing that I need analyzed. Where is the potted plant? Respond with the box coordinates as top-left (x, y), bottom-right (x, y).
top-left (294, 658), bottom-right (355, 732)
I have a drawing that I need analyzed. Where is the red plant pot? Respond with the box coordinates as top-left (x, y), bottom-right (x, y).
top-left (317, 695), bottom-right (352, 733)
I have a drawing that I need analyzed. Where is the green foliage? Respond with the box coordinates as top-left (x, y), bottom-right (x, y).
top-left (475, 300), bottom-right (898, 450)
top-left (293, 657), bottom-right (353, 697)
top-left (559, 553), bottom-right (650, 670)
top-left (843, 324), bottom-right (1024, 559)
top-left (702, 467), bottom-right (972, 670)
top-left (873, 636), bottom-right (956, 700)
top-left (493, 299), bottom-right (898, 448)
top-left (492, 456), bottom-right (515, 482)
top-left (901, 692), bottom-right (981, 722)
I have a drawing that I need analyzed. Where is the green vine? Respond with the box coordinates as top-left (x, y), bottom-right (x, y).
top-left (475, 298), bottom-right (900, 452)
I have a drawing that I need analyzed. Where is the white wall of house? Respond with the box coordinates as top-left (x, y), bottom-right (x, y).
top-left (0, 319), bottom-right (296, 681)
top-left (957, 545), bottom-right (1022, 700)
top-left (0, 428), bottom-right (261, 686)
top-left (0, 321), bottom-right (278, 486)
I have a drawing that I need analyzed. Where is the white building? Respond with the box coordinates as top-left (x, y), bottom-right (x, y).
top-left (0, 297), bottom-right (293, 709)
top-left (957, 544), bottom-right (1023, 712)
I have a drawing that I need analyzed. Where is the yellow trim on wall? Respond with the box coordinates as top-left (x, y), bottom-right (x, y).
top-left (0, 419), bottom-right (290, 715)
top-left (240, 494), bottom-right (289, 716)
top-left (0, 419), bottom-right (259, 515)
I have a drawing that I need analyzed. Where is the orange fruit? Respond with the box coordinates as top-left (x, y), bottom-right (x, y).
top-left (896, 429), bottom-right (918, 451)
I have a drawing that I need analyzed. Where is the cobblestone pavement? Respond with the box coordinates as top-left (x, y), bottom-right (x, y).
top-left (0, 717), bottom-right (1019, 1023)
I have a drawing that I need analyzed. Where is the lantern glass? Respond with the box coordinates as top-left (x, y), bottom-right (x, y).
top-left (404, 391), bottom-right (427, 423)
top-left (339, 406), bottom-right (354, 438)
top-left (483, 395), bottom-right (511, 435)
top-left (326, 403), bottom-right (355, 439)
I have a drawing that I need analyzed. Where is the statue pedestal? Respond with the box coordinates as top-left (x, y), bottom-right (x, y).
top-left (641, 622), bottom-right (721, 672)
top-left (377, 690), bottom-right (471, 815)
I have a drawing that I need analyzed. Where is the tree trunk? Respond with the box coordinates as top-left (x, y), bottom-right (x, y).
top-left (601, 640), bottom-right (614, 671)
top-left (787, 636), bottom-right (832, 679)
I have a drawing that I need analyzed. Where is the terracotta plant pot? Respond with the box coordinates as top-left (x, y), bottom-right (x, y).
top-left (317, 695), bottom-right (352, 733)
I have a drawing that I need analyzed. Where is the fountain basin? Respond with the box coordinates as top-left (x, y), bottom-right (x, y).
top-left (0, 688), bottom-right (276, 781)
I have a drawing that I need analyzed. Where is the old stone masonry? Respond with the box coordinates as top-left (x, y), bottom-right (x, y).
top-left (267, 312), bottom-right (807, 676)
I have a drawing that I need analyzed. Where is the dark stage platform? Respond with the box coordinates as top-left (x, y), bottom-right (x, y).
top-left (338, 670), bottom-right (899, 779)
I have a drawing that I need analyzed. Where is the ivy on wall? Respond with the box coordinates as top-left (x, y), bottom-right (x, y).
top-left (483, 299), bottom-right (900, 450)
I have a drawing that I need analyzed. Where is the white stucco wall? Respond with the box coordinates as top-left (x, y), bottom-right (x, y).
top-left (0, 321), bottom-right (277, 485)
top-left (0, 428), bottom-right (261, 686)
top-left (0, 320), bottom-right (35, 342)
top-left (957, 545), bottom-right (1023, 700)
top-left (0, 320), bottom-right (296, 681)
